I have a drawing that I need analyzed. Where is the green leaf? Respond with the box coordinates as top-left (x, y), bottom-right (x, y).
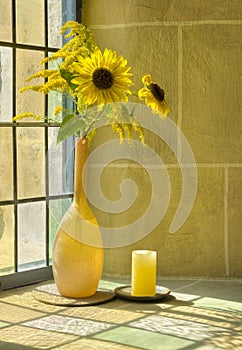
top-left (61, 113), bottom-right (75, 125)
top-left (59, 67), bottom-right (78, 91)
top-left (57, 114), bottom-right (86, 143)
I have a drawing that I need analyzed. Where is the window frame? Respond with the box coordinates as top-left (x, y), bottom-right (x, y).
top-left (0, 0), bottom-right (82, 290)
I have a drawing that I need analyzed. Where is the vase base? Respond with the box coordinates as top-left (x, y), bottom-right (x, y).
top-left (32, 283), bottom-right (115, 306)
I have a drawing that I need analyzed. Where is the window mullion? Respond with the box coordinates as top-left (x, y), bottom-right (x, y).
top-left (44, 0), bottom-right (50, 266)
top-left (12, 0), bottom-right (18, 273)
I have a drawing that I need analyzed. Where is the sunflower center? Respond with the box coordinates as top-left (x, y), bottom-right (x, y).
top-left (150, 83), bottom-right (165, 102)
top-left (92, 68), bottom-right (114, 89)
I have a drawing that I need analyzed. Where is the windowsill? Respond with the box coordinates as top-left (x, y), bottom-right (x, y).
top-left (0, 277), bottom-right (241, 349)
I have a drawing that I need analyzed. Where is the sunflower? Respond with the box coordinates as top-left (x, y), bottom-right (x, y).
top-left (138, 75), bottom-right (170, 118)
top-left (71, 48), bottom-right (133, 106)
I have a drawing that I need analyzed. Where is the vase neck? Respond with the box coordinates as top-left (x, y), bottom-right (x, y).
top-left (73, 137), bottom-right (88, 208)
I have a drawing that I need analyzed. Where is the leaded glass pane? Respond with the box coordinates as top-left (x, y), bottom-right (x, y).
top-left (48, 127), bottom-right (64, 196)
top-left (16, 49), bottom-right (45, 117)
top-left (48, 0), bottom-right (62, 48)
top-left (0, 47), bottom-right (13, 121)
top-left (16, 0), bottom-right (45, 45)
top-left (18, 201), bottom-right (46, 271)
top-left (0, 205), bottom-right (14, 276)
top-left (17, 127), bottom-right (45, 199)
top-left (0, 128), bottom-right (13, 201)
top-left (0, 0), bottom-right (12, 42)
top-left (48, 128), bottom-right (74, 196)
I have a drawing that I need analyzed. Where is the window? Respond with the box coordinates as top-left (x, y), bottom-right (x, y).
top-left (0, 0), bottom-right (81, 290)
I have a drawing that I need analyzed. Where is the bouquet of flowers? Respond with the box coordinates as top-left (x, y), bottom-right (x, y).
top-left (13, 21), bottom-right (170, 144)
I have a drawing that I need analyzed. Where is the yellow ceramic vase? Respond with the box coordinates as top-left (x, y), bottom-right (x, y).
top-left (52, 137), bottom-right (104, 298)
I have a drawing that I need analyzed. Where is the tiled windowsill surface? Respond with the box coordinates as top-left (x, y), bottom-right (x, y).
top-left (0, 277), bottom-right (241, 349)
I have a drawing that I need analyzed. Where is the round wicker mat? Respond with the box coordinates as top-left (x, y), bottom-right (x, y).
top-left (32, 283), bottom-right (115, 306)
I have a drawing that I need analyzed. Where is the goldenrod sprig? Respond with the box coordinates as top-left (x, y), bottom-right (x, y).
top-left (12, 112), bottom-right (43, 121)
top-left (12, 21), bottom-right (169, 145)
top-left (25, 70), bottom-right (56, 81)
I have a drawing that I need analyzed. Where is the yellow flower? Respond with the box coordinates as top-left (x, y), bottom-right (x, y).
top-left (138, 75), bottom-right (170, 118)
top-left (71, 48), bottom-right (133, 105)
top-left (54, 106), bottom-right (63, 115)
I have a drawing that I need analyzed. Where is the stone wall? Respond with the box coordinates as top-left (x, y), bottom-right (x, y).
top-left (82, 0), bottom-right (242, 277)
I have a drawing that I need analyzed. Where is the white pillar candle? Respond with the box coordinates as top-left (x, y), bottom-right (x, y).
top-left (131, 250), bottom-right (157, 296)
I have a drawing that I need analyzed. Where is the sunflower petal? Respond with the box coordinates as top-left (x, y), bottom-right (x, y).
top-left (72, 48), bottom-right (133, 105)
